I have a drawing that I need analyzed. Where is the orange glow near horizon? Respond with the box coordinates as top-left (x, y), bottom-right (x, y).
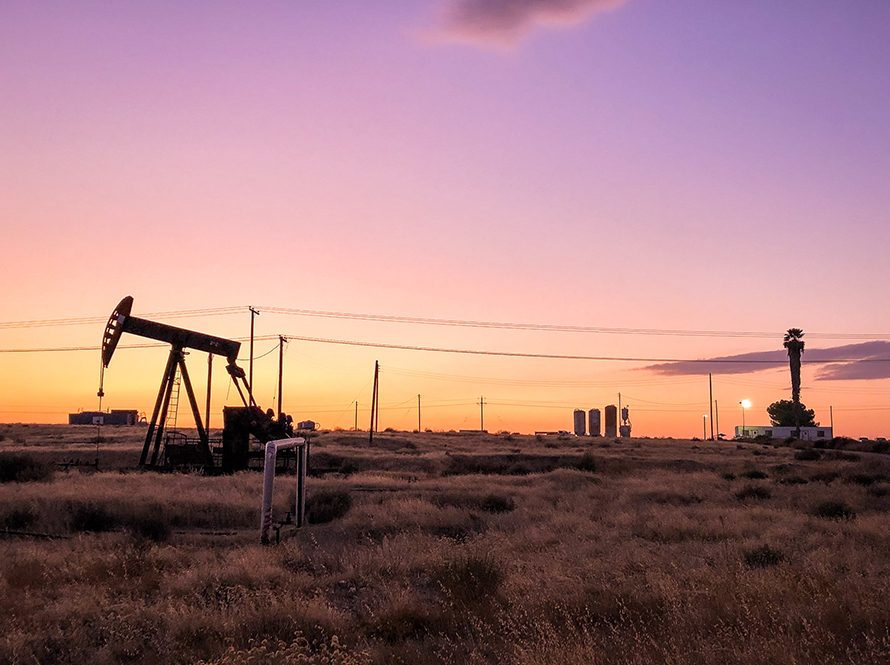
top-left (1, 307), bottom-right (888, 440)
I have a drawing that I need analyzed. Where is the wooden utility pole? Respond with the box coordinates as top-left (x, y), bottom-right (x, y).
top-left (354, 401), bottom-right (358, 431)
top-left (709, 374), bottom-right (715, 440)
top-left (479, 396), bottom-right (486, 432)
top-left (205, 354), bottom-right (213, 431)
top-left (417, 394), bottom-right (421, 432)
top-left (277, 335), bottom-right (287, 417)
top-left (248, 306), bottom-right (260, 406)
top-left (715, 400), bottom-right (720, 440)
top-left (369, 361), bottom-right (379, 444)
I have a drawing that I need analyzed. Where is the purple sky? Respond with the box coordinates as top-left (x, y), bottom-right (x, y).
top-left (2, 1), bottom-right (889, 435)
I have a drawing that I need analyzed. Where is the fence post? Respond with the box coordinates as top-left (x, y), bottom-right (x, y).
top-left (296, 443), bottom-right (307, 527)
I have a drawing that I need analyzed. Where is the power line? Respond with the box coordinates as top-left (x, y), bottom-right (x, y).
top-left (2, 304), bottom-right (890, 340)
top-left (258, 306), bottom-right (890, 340)
top-left (270, 335), bottom-right (890, 365)
top-left (2, 334), bottom-right (890, 366)
top-left (0, 306), bottom-right (242, 329)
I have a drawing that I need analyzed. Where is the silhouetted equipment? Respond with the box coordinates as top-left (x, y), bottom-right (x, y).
top-left (619, 405), bottom-right (632, 438)
top-left (588, 409), bottom-right (601, 437)
top-left (604, 404), bottom-right (618, 437)
top-left (573, 409), bottom-right (586, 436)
top-left (100, 296), bottom-right (299, 472)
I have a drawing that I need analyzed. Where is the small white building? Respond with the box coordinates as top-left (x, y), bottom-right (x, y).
top-left (735, 425), bottom-right (832, 440)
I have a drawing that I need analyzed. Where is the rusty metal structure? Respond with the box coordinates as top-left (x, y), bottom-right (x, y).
top-left (100, 296), bottom-right (297, 471)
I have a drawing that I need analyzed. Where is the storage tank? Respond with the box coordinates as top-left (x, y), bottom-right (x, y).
top-left (588, 409), bottom-right (601, 437)
top-left (573, 409), bottom-right (586, 436)
top-left (604, 404), bottom-right (618, 438)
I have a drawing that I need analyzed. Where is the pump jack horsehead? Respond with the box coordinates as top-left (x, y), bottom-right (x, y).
top-left (99, 296), bottom-right (290, 471)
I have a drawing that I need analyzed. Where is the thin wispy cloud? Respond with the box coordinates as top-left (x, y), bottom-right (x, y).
top-left (433, 0), bottom-right (630, 48)
top-left (646, 341), bottom-right (890, 382)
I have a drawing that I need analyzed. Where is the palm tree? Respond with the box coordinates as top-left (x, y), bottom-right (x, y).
top-left (783, 328), bottom-right (805, 437)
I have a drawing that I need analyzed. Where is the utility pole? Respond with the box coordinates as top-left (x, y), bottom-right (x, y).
top-left (830, 405), bottom-right (834, 433)
top-left (479, 396), bottom-right (486, 432)
top-left (417, 394), bottom-right (421, 432)
top-left (708, 374), bottom-right (715, 440)
top-left (248, 306), bottom-right (260, 406)
top-left (369, 361), bottom-right (379, 444)
top-left (715, 400), bottom-right (720, 440)
top-left (277, 335), bottom-right (287, 417)
top-left (205, 354), bottom-right (213, 432)
top-left (354, 401), bottom-right (358, 431)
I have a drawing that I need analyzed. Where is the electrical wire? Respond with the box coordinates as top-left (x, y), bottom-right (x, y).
top-left (0, 306), bottom-right (242, 329)
top-left (272, 335), bottom-right (890, 365)
top-left (3, 335), bottom-right (890, 368)
top-left (257, 306), bottom-right (890, 341)
top-left (3, 304), bottom-right (890, 340)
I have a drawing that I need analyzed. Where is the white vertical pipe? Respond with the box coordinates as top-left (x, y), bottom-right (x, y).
top-left (259, 438), bottom-right (304, 544)
top-left (260, 441), bottom-right (278, 544)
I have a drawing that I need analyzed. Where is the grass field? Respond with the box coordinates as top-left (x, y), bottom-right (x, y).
top-left (2, 424), bottom-right (890, 664)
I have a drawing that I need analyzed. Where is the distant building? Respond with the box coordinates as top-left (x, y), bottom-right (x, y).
top-left (735, 425), bottom-right (832, 440)
top-left (69, 410), bottom-right (142, 426)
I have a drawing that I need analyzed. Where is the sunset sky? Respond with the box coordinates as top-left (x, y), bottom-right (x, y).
top-left (2, 0), bottom-right (889, 438)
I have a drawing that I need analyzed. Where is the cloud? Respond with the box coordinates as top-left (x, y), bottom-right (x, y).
top-left (434, 0), bottom-right (630, 47)
top-left (646, 341), bottom-right (890, 381)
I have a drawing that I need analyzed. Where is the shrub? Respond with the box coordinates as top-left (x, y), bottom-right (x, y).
top-left (794, 449), bottom-right (822, 461)
top-left (639, 491), bottom-right (702, 506)
top-left (735, 485), bottom-right (771, 501)
top-left (370, 605), bottom-right (436, 643)
top-left (744, 545), bottom-right (785, 568)
top-left (306, 489), bottom-right (352, 524)
top-left (576, 452), bottom-right (598, 473)
top-left (0, 453), bottom-right (54, 483)
top-left (480, 493), bottom-right (516, 513)
top-left (741, 470), bottom-right (768, 480)
top-left (434, 553), bottom-right (503, 604)
top-left (845, 473), bottom-right (887, 487)
top-left (872, 441), bottom-right (890, 454)
top-left (127, 515), bottom-right (171, 542)
top-left (811, 471), bottom-right (841, 484)
top-left (2, 506), bottom-right (38, 531)
top-left (432, 491), bottom-right (515, 514)
top-left (814, 500), bottom-right (856, 520)
top-left (721, 472), bottom-right (736, 481)
top-left (778, 476), bottom-right (808, 485)
top-left (338, 458), bottom-right (360, 476)
top-left (70, 504), bottom-right (118, 532)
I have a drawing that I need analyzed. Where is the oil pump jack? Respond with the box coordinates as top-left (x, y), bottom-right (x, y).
top-left (99, 296), bottom-right (296, 471)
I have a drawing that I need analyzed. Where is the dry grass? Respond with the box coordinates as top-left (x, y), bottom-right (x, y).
top-left (2, 427), bottom-right (890, 663)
